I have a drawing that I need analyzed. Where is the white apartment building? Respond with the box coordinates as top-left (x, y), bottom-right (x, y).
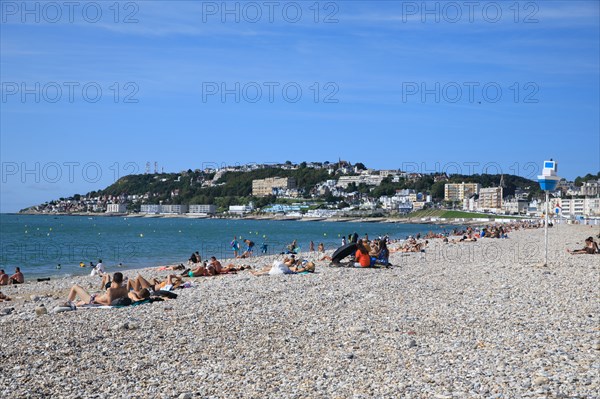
top-left (140, 204), bottom-right (161, 214)
top-left (559, 197), bottom-right (600, 217)
top-left (188, 204), bottom-right (217, 215)
top-left (160, 205), bottom-right (188, 214)
top-left (106, 204), bottom-right (127, 213)
top-left (229, 205), bottom-right (254, 215)
top-left (337, 174), bottom-right (384, 188)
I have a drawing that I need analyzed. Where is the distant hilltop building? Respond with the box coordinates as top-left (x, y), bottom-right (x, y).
top-left (252, 177), bottom-right (296, 197)
top-left (444, 182), bottom-right (480, 202)
top-left (581, 179), bottom-right (600, 196)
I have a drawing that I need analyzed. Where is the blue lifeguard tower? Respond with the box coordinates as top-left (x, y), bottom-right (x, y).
top-left (538, 159), bottom-right (560, 266)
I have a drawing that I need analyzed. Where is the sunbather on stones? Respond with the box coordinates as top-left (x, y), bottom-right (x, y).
top-left (127, 273), bottom-right (182, 291)
top-left (66, 272), bottom-right (128, 306)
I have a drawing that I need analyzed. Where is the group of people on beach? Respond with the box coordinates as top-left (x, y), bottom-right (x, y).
top-left (4, 220), bottom-right (597, 312)
top-left (65, 270), bottom-right (190, 308)
top-left (0, 267), bottom-right (24, 285)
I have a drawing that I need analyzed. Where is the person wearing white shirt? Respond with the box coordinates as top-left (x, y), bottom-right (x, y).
top-left (90, 259), bottom-right (105, 277)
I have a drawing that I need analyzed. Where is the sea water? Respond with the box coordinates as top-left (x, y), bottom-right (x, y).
top-left (0, 214), bottom-right (462, 278)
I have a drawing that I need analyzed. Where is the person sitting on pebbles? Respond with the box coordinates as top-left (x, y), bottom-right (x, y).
top-left (237, 240), bottom-right (255, 259)
top-left (567, 237), bottom-right (600, 255)
top-left (65, 272), bottom-right (128, 307)
top-left (8, 267), bottom-right (24, 284)
top-left (0, 269), bottom-right (8, 285)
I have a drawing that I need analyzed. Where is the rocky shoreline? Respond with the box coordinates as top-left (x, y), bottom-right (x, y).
top-left (1, 224), bottom-right (599, 398)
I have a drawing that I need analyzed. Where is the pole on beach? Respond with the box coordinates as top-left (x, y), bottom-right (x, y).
top-left (537, 159), bottom-right (560, 267)
top-left (544, 191), bottom-right (549, 267)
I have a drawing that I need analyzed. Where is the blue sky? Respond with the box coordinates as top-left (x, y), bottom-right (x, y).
top-left (1, 0), bottom-right (599, 212)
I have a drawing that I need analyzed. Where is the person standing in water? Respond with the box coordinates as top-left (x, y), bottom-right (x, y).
top-left (231, 236), bottom-right (240, 258)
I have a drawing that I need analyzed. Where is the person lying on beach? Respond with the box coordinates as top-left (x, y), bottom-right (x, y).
top-left (0, 269), bottom-right (8, 285)
top-left (127, 273), bottom-right (183, 292)
top-left (251, 260), bottom-right (295, 276)
top-left (289, 261), bottom-right (316, 273)
top-left (128, 288), bottom-right (151, 302)
top-left (0, 291), bottom-right (11, 302)
top-left (206, 257), bottom-right (246, 274)
top-left (158, 264), bottom-right (186, 272)
top-left (567, 237), bottom-right (600, 255)
top-left (66, 272), bottom-right (128, 306)
top-left (8, 267), bottom-right (24, 284)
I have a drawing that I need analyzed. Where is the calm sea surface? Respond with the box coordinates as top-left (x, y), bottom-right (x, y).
top-left (0, 214), bottom-right (462, 278)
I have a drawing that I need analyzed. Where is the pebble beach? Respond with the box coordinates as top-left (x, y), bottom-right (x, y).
top-left (1, 223), bottom-right (599, 399)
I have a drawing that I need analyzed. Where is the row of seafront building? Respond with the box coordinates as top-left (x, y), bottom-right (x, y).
top-left (444, 181), bottom-right (600, 218)
top-left (105, 176), bottom-right (600, 219)
top-left (107, 204), bottom-right (217, 215)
